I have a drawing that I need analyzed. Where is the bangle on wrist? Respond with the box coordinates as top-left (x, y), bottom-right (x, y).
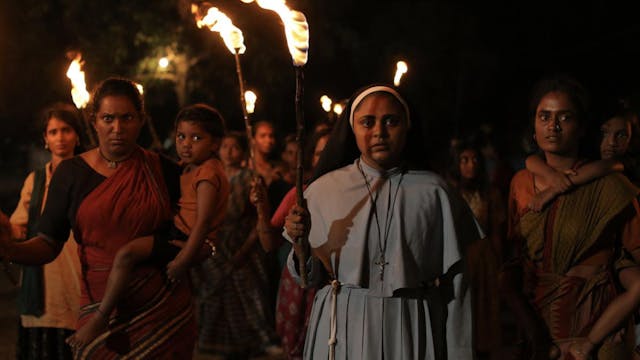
top-left (204, 239), bottom-right (217, 257)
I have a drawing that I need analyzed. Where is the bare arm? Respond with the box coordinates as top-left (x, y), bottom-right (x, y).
top-left (526, 154), bottom-right (556, 179)
top-left (591, 267), bottom-right (640, 342)
top-left (166, 180), bottom-right (218, 281)
top-left (1, 235), bottom-right (63, 265)
top-left (526, 154), bottom-right (573, 193)
top-left (569, 266), bottom-right (640, 359)
top-left (0, 207), bottom-right (62, 265)
top-left (568, 159), bottom-right (622, 186)
top-left (250, 177), bottom-right (278, 252)
top-left (181, 180), bottom-right (218, 262)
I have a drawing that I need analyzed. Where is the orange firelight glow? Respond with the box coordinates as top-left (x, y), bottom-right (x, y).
top-left (320, 95), bottom-right (332, 112)
top-left (393, 61), bottom-right (408, 86)
top-left (65, 54), bottom-right (91, 109)
top-left (192, 3), bottom-right (246, 54)
top-left (244, 90), bottom-right (257, 114)
top-left (241, 0), bottom-right (308, 66)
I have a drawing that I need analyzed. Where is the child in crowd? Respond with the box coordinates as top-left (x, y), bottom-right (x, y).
top-left (67, 104), bottom-right (230, 347)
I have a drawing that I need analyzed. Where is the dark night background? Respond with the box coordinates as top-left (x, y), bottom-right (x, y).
top-left (2, 0), bottom-right (640, 213)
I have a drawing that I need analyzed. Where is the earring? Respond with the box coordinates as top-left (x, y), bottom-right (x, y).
top-left (44, 143), bottom-right (49, 150)
top-left (532, 133), bottom-right (536, 141)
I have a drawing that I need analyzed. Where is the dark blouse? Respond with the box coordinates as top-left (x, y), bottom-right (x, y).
top-left (37, 153), bottom-right (180, 244)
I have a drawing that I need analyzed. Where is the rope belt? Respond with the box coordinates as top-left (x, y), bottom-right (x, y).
top-left (324, 270), bottom-right (454, 360)
top-left (328, 279), bottom-right (341, 360)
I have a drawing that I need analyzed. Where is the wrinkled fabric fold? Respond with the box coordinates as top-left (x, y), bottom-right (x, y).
top-left (72, 148), bottom-right (195, 359)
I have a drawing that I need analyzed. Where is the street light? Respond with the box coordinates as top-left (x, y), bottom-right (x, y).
top-left (158, 57), bottom-right (170, 69)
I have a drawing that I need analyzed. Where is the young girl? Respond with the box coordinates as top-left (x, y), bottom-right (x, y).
top-left (67, 103), bottom-right (230, 347)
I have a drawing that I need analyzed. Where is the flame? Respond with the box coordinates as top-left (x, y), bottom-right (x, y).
top-left (393, 61), bottom-right (408, 86)
top-left (333, 103), bottom-right (343, 116)
top-left (320, 95), bottom-right (332, 112)
top-left (192, 3), bottom-right (246, 54)
top-left (241, 0), bottom-right (309, 66)
top-left (65, 54), bottom-right (91, 109)
top-left (245, 90), bottom-right (257, 114)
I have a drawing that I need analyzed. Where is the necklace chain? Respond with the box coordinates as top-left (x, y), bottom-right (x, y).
top-left (97, 148), bottom-right (130, 169)
top-left (357, 160), bottom-right (404, 281)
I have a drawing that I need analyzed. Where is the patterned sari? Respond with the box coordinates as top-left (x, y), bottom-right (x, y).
top-left (72, 149), bottom-right (195, 359)
top-left (194, 167), bottom-right (276, 356)
top-left (509, 170), bottom-right (640, 359)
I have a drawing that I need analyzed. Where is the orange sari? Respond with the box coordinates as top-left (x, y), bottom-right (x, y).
top-left (73, 148), bottom-right (195, 359)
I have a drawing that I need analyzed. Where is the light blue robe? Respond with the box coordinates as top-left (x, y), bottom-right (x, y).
top-left (285, 158), bottom-right (481, 359)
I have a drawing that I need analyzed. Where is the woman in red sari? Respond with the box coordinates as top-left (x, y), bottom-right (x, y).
top-left (504, 76), bottom-right (640, 359)
top-left (0, 78), bottom-right (195, 359)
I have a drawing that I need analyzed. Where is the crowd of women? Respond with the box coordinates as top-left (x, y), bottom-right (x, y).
top-left (1, 74), bottom-right (640, 360)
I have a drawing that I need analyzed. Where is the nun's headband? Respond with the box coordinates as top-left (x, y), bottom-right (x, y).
top-left (349, 86), bottom-right (411, 128)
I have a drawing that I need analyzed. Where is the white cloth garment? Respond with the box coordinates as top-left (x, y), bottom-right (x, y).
top-left (285, 158), bottom-right (482, 359)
